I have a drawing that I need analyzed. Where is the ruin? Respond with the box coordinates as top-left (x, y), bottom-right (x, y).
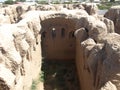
top-left (41, 15), bottom-right (76, 60)
top-left (0, 3), bottom-right (120, 90)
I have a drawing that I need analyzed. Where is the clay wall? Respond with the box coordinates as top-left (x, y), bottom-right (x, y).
top-left (41, 17), bottom-right (77, 60)
top-left (75, 29), bottom-right (95, 90)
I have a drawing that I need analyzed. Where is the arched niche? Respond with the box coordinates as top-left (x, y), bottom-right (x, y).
top-left (41, 14), bottom-right (78, 60)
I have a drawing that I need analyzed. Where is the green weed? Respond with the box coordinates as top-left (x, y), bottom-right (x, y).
top-left (31, 80), bottom-right (37, 90)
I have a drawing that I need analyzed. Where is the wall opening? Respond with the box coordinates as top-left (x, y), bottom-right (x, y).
top-left (69, 31), bottom-right (75, 38)
top-left (51, 28), bottom-right (56, 38)
top-left (41, 31), bottom-right (46, 38)
top-left (61, 28), bottom-right (65, 38)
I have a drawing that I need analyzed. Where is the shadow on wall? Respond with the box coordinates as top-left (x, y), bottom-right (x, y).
top-left (41, 59), bottom-right (80, 90)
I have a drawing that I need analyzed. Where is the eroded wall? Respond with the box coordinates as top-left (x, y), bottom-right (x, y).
top-left (75, 15), bottom-right (120, 90)
top-left (0, 3), bottom-right (119, 90)
top-left (0, 10), bottom-right (42, 90)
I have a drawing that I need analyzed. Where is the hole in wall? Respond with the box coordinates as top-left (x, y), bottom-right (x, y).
top-left (51, 28), bottom-right (56, 38)
top-left (61, 28), bottom-right (65, 38)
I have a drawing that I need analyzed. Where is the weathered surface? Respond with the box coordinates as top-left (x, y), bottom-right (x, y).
top-left (0, 14), bottom-right (11, 24)
top-left (104, 5), bottom-right (120, 34)
top-left (75, 14), bottom-right (120, 90)
top-left (0, 10), bottom-right (42, 90)
top-left (82, 3), bottom-right (98, 15)
top-left (0, 3), bottom-right (120, 90)
top-left (100, 17), bottom-right (114, 33)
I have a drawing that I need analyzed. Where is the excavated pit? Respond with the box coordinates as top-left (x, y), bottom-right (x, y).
top-left (41, 59), bottom-right (80, 90)
top-left (40, 16), bottom-right (80, 90)
top-left (0, 3), bottom-right (119, 90)
top-left (0, 3), bottom-right (115, 90)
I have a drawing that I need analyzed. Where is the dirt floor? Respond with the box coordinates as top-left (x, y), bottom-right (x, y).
top-left (31, 40), bottom-right (80, 90)
top-left (38, 59), bottom-right (80, 90)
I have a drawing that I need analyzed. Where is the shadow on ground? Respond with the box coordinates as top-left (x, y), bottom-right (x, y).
top-left (41, 59), bottom-right (80, 90)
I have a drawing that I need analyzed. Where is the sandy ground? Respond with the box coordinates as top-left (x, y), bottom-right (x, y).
top-left (36, 83), bottom-right (44, 90)
top-left (31, 38), bottom-right (44, 90)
